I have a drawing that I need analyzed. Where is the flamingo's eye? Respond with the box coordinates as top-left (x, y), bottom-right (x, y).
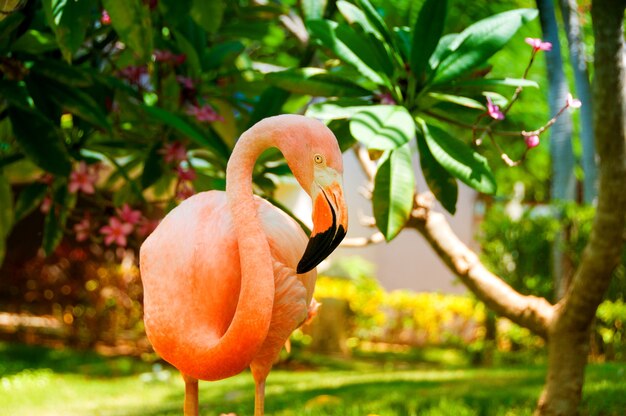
top-left (314, 154), bottom-right (325, 164)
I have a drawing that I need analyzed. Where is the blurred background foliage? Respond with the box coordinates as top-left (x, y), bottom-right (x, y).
top-left (0, 0), bottom-right (622, 388)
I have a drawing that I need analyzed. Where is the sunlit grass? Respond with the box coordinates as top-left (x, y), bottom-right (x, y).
top-left (0, 342), bottom-right (624, 415)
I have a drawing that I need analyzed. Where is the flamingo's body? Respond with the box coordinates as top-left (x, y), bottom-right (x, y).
top-left (140, 115), bottom-right (347, 415)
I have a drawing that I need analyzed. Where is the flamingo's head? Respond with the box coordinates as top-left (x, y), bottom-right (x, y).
top-left (267, 115), bottom-right (348, 274)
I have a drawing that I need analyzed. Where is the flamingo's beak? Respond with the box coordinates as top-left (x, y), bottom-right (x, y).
top-left (297, 180), bottom-right (347, 274)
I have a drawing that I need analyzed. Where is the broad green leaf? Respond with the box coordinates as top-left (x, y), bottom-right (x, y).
top-left (410, 0), bottom-right (447, 83)
top-left (14, 182), bottom-right (48, 223)
top-left (431, 9), bottom-right (538, 85)
top-left (141, 143), bottom-right (166, 189)
top-left (422, 122), bottom-right (496, 194)
top-left (8, 107), bottom-right (72, 176)
top-left (0, 11), bottom-right (24, 51)
top-left (354, 0), bottom-right (394, 47)
top-left (173, 29), bottom-right (202, 77)
top-left (158, 0), bottom-right (192, 26)
top-left (393, 27), bottom-right (411, 61)
top-left (0, 80), bottom-right (33, 109)
top-left (141, 105), bottom-right (230, 161)
top-left (42, 183), bottom-right (75, 256)
top-left (204, 41), bottom-right (245, 71)
top-left (452, 77), bottom-right (539, 88)
top-left (302, 0), bottom-right (327, 20)
top-left (45, 80), bottom-right (111, 130)
top-left (305, 98), bottom-right (371, 120)
top-left (427, 92), bottom-right (485, 110)
top-left (337, 1), bottom-right (377, 35)
top-left (12, 30), bottom-right (59, 54)
top-left (350, 105), bottom-right (414, 150)
top-left (335, 22), bottom-right (395, 79)
top-left (31, 59), bottom-right (93, 87)
top-left (103, 0), bottom-right (153, 63)
top-left (190, 0), bottom-right (225, 34)
top-left (307, 19), bottom-right (385, 86)
top-left (249, 87), bottom-right (290, 127)
top-left (416, 119), bottom-right (457, 214)
top-left (373, 144), bottom-right (415, 241)
top-left (0, 174), bottom-right (13, 267)
top-left (327, 119), bottom-right (357, 152)
top-left (265, 67), bottom-right (370, 97)
top-left (42, 0), bottom-right (91, 62)
top-left (428, 33), bottom-right (458, 74)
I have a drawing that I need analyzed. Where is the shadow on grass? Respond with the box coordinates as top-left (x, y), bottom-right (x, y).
top-left (0, 341), bottom-right (151, 377)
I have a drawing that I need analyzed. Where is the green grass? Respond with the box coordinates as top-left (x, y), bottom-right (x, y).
top-left (0, 342), bottom-right (625, 415)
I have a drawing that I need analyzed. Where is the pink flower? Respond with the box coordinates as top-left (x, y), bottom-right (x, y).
top-left (74, 217), bottom-right (91, 242)
top-left (566, 93), bottom-right (582, 109)
top-left (525, 135), bottom-right (540, 149)
top-left (176, 166), bottom-right (196, 182)
top-left (525, 38), bottom-right (552, 52)
top-left (186, 104), bottom-right (223, 123)
top-left (486, 97), bottom-right (504, 120)
top-left (118, 66), bottom-right (148, 85)
top-left (116, 204), bottom-right (142, 225)
top-left (101, 10), bottom-right (111, 25)
top-left (100, 217), bottom-right (134, 247)
top-left (40, 195), bottom-right (52, 214)
top-left (160, 141), bottom-right (188, 164)
top-left (378, 92), bottom-right (396, 105)
top-left (69, 161), bottom-right (98, 194)
top-left (153, 50), bottom-right (186, 66)
top-left (176, 75), bottom-right (195, 90)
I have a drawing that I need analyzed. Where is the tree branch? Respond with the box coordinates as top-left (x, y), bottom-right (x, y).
top-left (406, 198), bottom-right (554, 338)
top-left (341, 232), bottom-right (385, 248)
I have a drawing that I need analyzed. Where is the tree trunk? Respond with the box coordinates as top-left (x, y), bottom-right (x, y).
top-left (535, 0), bottom-right (626, 413)
top-left (558, 0), bottom-right (597, 204)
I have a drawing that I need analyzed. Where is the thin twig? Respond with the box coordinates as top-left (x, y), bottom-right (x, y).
top-left (341, 232), bottom-right (385, 247)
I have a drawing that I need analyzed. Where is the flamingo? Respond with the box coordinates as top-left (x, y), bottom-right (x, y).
top-left (140, 114), bottom-right (348, 415)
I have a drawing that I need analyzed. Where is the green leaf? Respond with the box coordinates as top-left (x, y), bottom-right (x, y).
top-left (305, 98), bottom-right (371, 120)
top-left (416, 119), bottom-right (457, 214)
top-left (350, 105), bottom-right (414, 150)
top-left (30, 59), bottom-right (93, 87)
top-left (422, 122), bottom-right (496, 194)
top-left (302, 0), bottom-right (327, 20)
top-left (8, 107), bottom-right (72, 176)
top-left (410, 0), bottom-right (447, 83)
top-left (354, 0), bottom-right (394, 47)
top-left (249, 87), bottom-right (291, 127)
top-left (42, 183), bottom-right (75, 256)
top-left (393, 27), bottom-right (411, 61)
top-left (0, 80), bottom-right (33, 109)
top-left (431, 9), bottom-right (538, 85)
top-left (14, 182), bottom-right (48, 223)
top-left (12, 30), bottom-right (59, 54)
top-left (427, 92), bottom-right (485, 110)
top-left (0, 11), bottom-right (25, 51)
top-left (451, 77), bottom-right (539, 88)
top-left (44, 80), bottom-right (111, 130)
top-left (103, 0), bottom-right (153, 63)
top-left (335, 22), bottom-right (395, 80)
top-left (373, 144), bottom-right (415, 241)
top-left (307, 19), bottom-right (385, 86)
top-left (428, 33), bottom-right (458, 74)
top-left (0, 174), bottom-right (13, 267)
top-left (337, 1), bottom-right (377, 35)
top-left (158, 0), bottom-right (192, 26)
top-left (141, 143), bottom-right (165, 189)
top-left (173, 29), bottom-right (202, 77)
top-left (141, 105), bottom-right (230, 161)
top-left (190, 0), bottom-right (225, 34)
top-left (204, 41), bottom-right (245, 71)
top-left (42, 0), bottom-right (91, 62)
top-left (265, 67), bottom-right (371, 97)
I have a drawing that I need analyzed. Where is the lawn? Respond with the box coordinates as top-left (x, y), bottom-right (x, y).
top-left (0, 342), bottom-right (624, 415)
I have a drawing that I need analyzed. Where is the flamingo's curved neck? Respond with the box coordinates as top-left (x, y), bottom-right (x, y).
top-left (223, 130), bottom-right (278, 352)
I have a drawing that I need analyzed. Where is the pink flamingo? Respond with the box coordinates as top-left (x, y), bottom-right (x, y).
top-left (140, 115), bottom-right (348, 415)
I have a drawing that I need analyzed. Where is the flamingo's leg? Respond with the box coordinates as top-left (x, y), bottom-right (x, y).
top-left (254, 378), bottom-right (266, 416)
top-left (182, 373), bottom-right (199, 416)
